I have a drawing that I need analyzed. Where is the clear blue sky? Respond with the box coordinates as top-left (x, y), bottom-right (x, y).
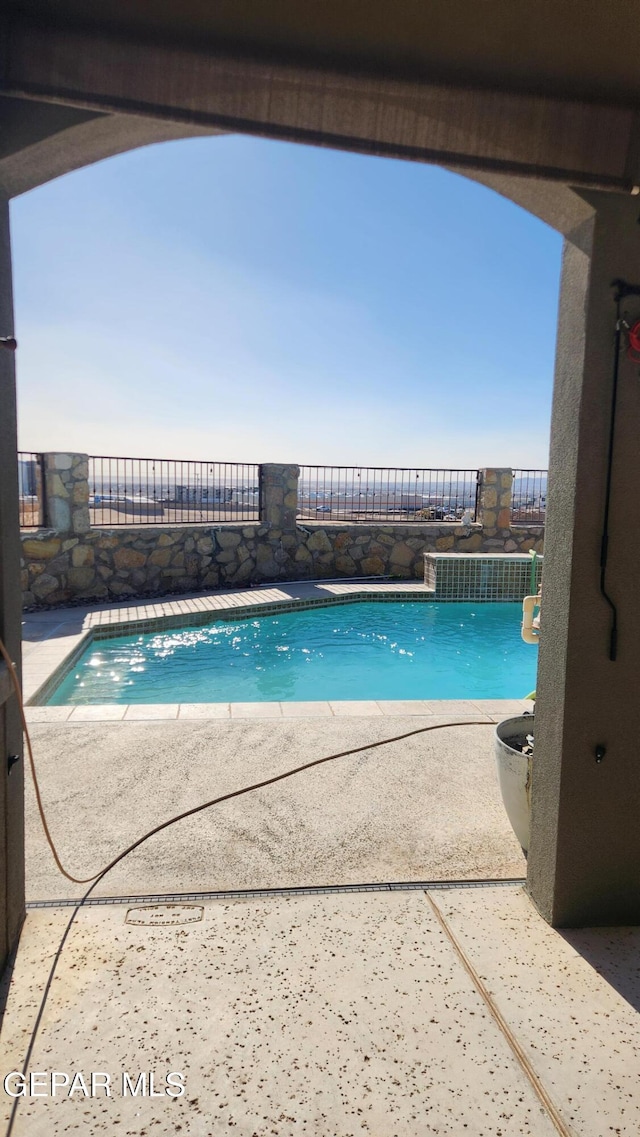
top-left (10, 134), bottom-right (562, 468)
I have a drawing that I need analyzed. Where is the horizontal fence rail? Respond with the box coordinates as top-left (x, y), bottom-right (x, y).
top-left (297, 467), bottom-right (480, 523)
top-left (88, 456), bottom-right (260, 526)
top-left (511, 469), bottom-right (547, 525)
top-left (17, 451), bottom-right (44, 528)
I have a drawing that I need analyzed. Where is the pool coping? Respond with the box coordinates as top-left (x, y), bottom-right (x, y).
top-left (21, 579), bottom-right (534, 721)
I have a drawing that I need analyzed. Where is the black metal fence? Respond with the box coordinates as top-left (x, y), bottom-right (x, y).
top-left (88, 456), bottom-right (261, 526)
top-left (511, 469), bottom-right (547, 525)
top-left (17, 451), bottom-right (44, 528)
top-left (297, 466), bottom-right (480, 523)
top-left (19, 454), bottom-right (548, 530)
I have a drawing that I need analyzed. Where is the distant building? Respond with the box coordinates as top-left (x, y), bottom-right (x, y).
top-left (18, 457), bottom-right (37, 497)
top-left (174, 484), bottom-right (232, 504)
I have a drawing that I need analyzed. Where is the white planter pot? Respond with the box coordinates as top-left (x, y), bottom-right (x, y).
top-left (494, 714), bottom-right (534, 856)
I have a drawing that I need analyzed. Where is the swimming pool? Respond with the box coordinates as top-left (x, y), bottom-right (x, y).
top-left (47, 601), bottom-right (537, 705)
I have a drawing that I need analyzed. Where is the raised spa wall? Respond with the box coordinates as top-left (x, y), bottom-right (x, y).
top-left (20, 459), bottom-right (544, 609)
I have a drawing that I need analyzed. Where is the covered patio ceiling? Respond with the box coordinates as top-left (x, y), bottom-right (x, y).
top-left (3, 0), bottom-right (640, 192)
top-left (7, 0), bottom-right (640, 105)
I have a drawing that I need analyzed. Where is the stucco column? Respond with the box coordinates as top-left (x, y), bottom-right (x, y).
top-left (529, 192), bottom-right (640, 926)
top-left (0, 199), bottom-right (25, 964)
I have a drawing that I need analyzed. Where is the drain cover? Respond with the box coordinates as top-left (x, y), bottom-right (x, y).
top-left (126, 903), bottom-right (204, 926)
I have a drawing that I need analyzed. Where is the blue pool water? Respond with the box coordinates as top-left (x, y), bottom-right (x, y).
top-left (48, 602), bottom-right (537, 705)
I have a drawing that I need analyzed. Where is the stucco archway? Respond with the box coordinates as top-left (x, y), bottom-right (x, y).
top-left (1, 11), bottom-right (638, 959)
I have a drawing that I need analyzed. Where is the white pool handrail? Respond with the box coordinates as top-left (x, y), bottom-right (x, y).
top-left (521, 590), bottom-right (541, 644)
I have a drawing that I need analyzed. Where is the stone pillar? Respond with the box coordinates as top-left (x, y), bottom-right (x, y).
top-left (476, 468), bottom-right (512, 533)
top-left (0, 198), bottom-right (25, 966)
top-left (43, 452), bottom-right (90, 534)
top-left (529, 192), bottom-right (640, 926)
top-left (259, 464), bottom-right (300, 531)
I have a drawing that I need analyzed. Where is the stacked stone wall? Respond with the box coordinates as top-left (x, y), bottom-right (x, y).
top-left (21, 520), bottom-right (543, 609)
top-left (19, 457), bottom-right (544, 609)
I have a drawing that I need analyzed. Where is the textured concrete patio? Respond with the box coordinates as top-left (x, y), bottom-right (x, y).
top-left (24, 715), bottom-right (525, 903)
top-left (2, 884), bottom-right (639, 1135)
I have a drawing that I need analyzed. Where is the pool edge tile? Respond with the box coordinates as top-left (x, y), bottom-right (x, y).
top-left (329, 701), bottom-right (384, 717)
top-left (230, 702), bottom-right (283, 719)
top-left (178, 703), bottom-right (231, 719)
top-left (68, 705), bottom-right (127, 722)
top-left (24, 706), bottom-right (74, 723)
top-left (472, 699), bottom-right (533, 715)
top-left (123, 704), bottom-right (180, 720)
top-left (280, 702), bottom-right (334, 718)
top-left (376, 700), bottom-right (434, 715)
top-left (423, 700), bottom-right (485, 716)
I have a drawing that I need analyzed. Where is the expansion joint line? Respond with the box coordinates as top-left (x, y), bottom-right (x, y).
top-left (424, 891), bottom-right (575, 1137)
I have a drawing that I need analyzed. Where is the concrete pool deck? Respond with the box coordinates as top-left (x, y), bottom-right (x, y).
top-left (19, 580), bottom-right (530, 902)
top-left (24, 716), bottom-right (526, 902)
top-left (20, 581), bottom-right (530, 901)
top-left (3, 585), bottom-right (637, 1134)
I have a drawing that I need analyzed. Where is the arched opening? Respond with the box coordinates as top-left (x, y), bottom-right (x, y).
top-left (1, 18), bottom-right (638, 972)
top-left (8, 132), bottom-right (566, 912)
top-left (5, 15), bottom-right (640, 1135)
